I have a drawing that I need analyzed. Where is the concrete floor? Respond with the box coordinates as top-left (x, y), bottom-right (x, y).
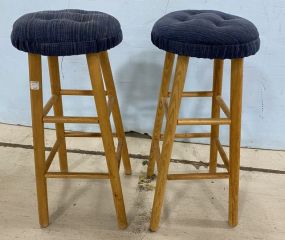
top-left (0, 123), bottom-right (284, 240)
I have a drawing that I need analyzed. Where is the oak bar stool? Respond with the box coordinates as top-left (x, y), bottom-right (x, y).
top-left (147, 10), bottom-right (260, 231)
top-left (11, 10), bottom-right (131, 229)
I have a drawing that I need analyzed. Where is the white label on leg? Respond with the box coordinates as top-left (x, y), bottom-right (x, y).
top-left (30, 81), bottom-right (40, 90)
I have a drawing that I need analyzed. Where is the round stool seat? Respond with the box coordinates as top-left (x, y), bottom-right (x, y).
top-left (151, 10), bottom-right (260, 59)
top-left (11, 9), bottom-right (123, 56)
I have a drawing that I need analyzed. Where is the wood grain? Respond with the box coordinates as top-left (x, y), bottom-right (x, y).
top-left (216, 95), bottom-right (230, 118)
top-left (229, 58), bottom-right (244, 227)
top-left (87, 53), bottom-right (128, 229)
top-left (43, 116), bottom-right (99, 123)
top-left (167, 172), bottom-right (229, 180)
top-left (177, 117), bottom-right (231, 125)
top-left (168, 91), bottom-right (213, 97)
top-left (45, 172), bottom-right (109, 179)
top-left (60, 89), bottom-right (107, 96)
top-left (28, 53), bottom-right (49, 227)
top-left (215, 138), bottom-right (230, 171)
top-left (99, 51), bottom-right (132, 175)
top-left (48, 56), bottom-right (68, 172)
top-left (209, 59), bottom-right (224, 173)
top-left (147, 52), bottom-right (175, 177)
top-left (150, 55), bottom-right (189, 232)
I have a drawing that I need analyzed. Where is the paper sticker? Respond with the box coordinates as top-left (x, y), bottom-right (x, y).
top-left (30, 81), bottom-right (40, 90)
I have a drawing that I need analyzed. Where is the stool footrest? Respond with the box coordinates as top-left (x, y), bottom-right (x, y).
top-left (43, 116), bottom-right (99, 124)
top-left (167, 172), bottom-right (229, 180)
top-left (160, 132), bottom-right (210, 140)
top-left (64, 131), bottom-right (117, 137)
top-left (177, 118), bottom-right (231, 125)
top-left (60, 89), bottom-right (108, 96)
top-left (168, 91), bottom-right (213, 97)
top-left (45, 172), bottom-right (109, 179)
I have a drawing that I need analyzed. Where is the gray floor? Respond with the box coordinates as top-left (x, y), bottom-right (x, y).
top-left (0, 124), bottom-right (284, 240)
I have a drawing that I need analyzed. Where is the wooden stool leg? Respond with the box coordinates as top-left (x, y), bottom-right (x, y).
top-left (86, 53), bottom-right (128, 229)
top-left (150, 55), bottom-right (189, 231)
top-left (99, 51), bottom-right (132, 175)
top-left (229, 58), bottom-right (244, 227)
top-left (28, 53), bottom-right (49, 227)
top-left (48, 56), bottom-right (68, 172)
top-left (147, 52), bottom-right (175, 177)
top-left (209, 59), bottom-right (224, 173)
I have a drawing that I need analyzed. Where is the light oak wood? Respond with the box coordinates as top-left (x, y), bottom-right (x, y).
top-left (229, 58), bottom-right (244, 227)
top-left (99, 51), bottom-right (132, 175)
top-left (65, 131), bottom-right (117, 138)
top-left (150, 55), bottom-right (189, 232)
top-left (167, 172), bottom-right (229, 180)
top-left (161, 97), bottom-right (169, 118)
top-left (48, 56), bottom-right (68, 172)
top-left (60, 89), bottom-right (108, 96)
top-left (28, 53), bottom-right (49, 227)
top-left (42, 95), bottom-right (58, 117)
top-left (107, 96), bottom-right (115, 116)
top-left (147, 52), bottom-right (175, 177)
top-left (149, 54), bottom-right (244, 230)
top-left (43, 116), bottom-right (99, 123)
top-left (168, 91), bottom-right (213, 97)
top-left (45, 172), bottom-right (109, 179)
top-left (116, 138), bottom-right (123, 168)
top-left (28, 52), bottom-right (129, 230)
top-left (87, 53), bottom-right (128, 229)
top-left (215, 138), bottom-right (230, 171)
top-left (209, 59), bottom-right (224, 173)
top-left (177, 117), bottom-right (231, 125)
top-left (45, 139), bottom-right (60, 171)
top-left (160, 132), bottom-right (211, 139)
top-left (216, 96), bottom-right (230, 118)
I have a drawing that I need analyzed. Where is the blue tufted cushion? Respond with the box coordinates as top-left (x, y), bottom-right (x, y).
top-left (11, 9), bottom-right (123, 56)
top-left (151, 10), bottom-right (260, 59)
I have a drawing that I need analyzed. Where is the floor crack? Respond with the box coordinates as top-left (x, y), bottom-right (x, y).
top-left (0, 141), bottom-right (284, 175)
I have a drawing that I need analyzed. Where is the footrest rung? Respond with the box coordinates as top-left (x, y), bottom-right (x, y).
top-left (60, 89), bottom-right (108, 96)
top-left (43, 116), bottom-right (99, 124)
top-left (167, 172), bottom-right (229, 180)
top-left (64, 131), bottom-right (117, 137)
top-left (168, 91), bottom-right (213, 97)
top-left (160, 132), bottom-right (210, 140)
top-left (177, 118), bottom-right (231, 125)
top-left (45, 172), bottom-right (109, 179)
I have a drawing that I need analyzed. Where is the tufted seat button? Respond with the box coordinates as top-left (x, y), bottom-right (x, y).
top-left (11, 9), bottom-right (123, 56)
top-left (151, 10), bottom-right (260, 59)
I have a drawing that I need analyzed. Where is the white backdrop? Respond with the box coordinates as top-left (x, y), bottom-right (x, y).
top-left (0, 0), bottom-right (284, 150)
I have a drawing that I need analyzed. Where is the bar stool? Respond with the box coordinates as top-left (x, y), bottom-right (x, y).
top-left (147, 10), bottom-right (260, 231)
top-left (11, 9), bottom-right (131, 229)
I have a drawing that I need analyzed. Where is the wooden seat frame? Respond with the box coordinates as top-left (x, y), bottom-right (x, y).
top-left (147, 52), bottom-right (244, 231)
top-left (28, 51), bottom-right (131, 229)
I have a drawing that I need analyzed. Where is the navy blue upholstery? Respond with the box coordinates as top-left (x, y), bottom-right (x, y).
top-left (151, 10), bottom-right (260, 59)
top-left (11, 9), bottom-right (122, 56)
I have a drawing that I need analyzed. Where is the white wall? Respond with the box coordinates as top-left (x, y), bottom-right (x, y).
top-left (0, 0), bottom-right (284, 150)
